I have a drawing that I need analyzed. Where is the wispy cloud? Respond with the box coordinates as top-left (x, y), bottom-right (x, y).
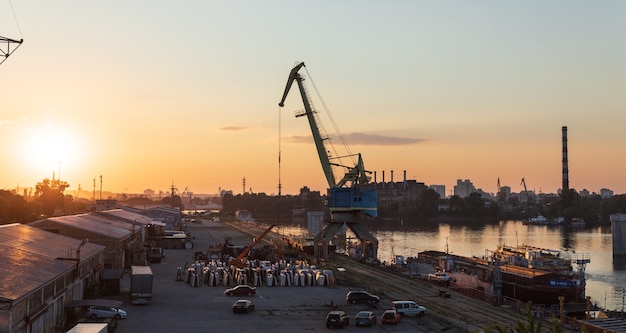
top-left (220, 126), bottom-right (248, 131)
top-left (0, 119), bottom-right (20, 126)
top-left (284, 132), bottom-right (424, 146)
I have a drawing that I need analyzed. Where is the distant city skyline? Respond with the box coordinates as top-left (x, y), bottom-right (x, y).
top-left (2, 2), bottom-right (625, 196)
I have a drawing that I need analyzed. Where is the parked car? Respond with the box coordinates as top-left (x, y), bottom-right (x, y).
top-left (232, 299), bottom-right (255, 313)
top-left (391, 301), bottom-right (427, 317)
top-left (427, 271), bottom-right (456, 282)
top-left (224, 285), bottom-right (256, 296)
top-left (346, 291), bottom-right (380, 304)
top-left (355, 311), bottom-right (376, 326)
top-left (381, 309), bottom-right (401, 325)
top-left (85, 306), bottom-right (127, 319)
top-left (326, 310), bottom-right (349, 328)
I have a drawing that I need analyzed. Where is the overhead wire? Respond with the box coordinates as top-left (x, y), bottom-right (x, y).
top-left (9, 0), bottom-right (23, 39)
top-left (304, 66), bottom-right (357, 168)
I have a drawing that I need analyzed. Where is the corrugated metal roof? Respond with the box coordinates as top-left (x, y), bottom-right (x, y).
top-left (98, 209), bottom-right (164, 226)
top-left (0, 224), bottom-right (105, 302)
top-left (583, 318), bottom-right (626, 333)
top-left (145, 206), bottom-right (181, 214)
top-left (30, 213), bottom-right (133, 239)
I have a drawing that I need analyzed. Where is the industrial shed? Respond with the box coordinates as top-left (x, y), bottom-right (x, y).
top-left (28, 213), bottom-right (140, 270)
top-left (0, 223), bottom-right (105, 333)
top-left (138, 206), bottom-right (182, 230)
top-left (94, 209), bottom-right (165, 245)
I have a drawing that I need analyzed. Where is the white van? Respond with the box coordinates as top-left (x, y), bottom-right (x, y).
top-left (391, 301), bottom-right (427, 317)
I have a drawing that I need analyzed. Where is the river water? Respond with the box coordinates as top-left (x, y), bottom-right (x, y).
top-left (277, 219), bottom-right (626, 312)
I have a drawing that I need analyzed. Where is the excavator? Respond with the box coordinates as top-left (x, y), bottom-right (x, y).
top-left (278, 62), bottom-right (378, 259)
top-left (229, 224), bottom-right (275, 268)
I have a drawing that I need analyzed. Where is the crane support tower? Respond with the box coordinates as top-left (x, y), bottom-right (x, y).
top-left (278, 62), bottom-right (378, 260)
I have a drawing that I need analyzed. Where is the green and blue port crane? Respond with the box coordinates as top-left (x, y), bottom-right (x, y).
top-left (278, 62), bottom-right (378, 259)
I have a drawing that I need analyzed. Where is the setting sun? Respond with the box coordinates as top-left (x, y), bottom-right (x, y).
top-left (18, 122), bottom-right (83, 179)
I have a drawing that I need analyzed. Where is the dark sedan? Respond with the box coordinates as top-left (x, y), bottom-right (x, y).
top-left (232, 299), bottom-right (255, 313)
top-left (355, 311), bottom-right (376, 326)
top-left (224, 285), bottom-right (256, 296)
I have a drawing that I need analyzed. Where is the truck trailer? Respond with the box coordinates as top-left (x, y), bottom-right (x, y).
top-left (130, 266), bottom-right (153, 305)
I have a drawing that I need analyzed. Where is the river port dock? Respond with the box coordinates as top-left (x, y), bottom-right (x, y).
top-left (107, 218), bottom-right (605, 333)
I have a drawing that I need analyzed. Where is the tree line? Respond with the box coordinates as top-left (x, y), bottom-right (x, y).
top-left (3, 179), bottom-right (626, 226)
top-left (220, 188), bottom-right (626, 226)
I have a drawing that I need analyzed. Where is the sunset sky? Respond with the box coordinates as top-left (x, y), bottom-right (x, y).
top-left (1, 1), bottom-right (625, 197)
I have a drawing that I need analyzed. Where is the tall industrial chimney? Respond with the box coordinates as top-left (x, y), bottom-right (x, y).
top-left (562, 126), bottom-right (569, 192)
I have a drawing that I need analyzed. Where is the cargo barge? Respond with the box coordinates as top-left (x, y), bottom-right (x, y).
top-left (418, 244), bottom-right (591, 305)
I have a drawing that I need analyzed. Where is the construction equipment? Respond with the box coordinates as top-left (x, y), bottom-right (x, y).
top-left (229, 224), bottom-right (275, 267)
top-left (278, 62), bottom-right (378, 259)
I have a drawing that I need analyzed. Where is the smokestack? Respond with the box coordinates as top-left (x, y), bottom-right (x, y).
top-left (391, 170), bottom-right (394, 183)
top-left (382, 171), bottom-right (385, 188)
top-left (562, 126), bottom-right (569, 192)
top-left (374, 171), bottom-right (377, 184)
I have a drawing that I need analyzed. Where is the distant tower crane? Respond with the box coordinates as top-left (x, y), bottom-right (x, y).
top-left (521, 177), bottom-right (531, 212)
top-left (182, 187), bottom-right (193, 204)
top-left (278, 62), bottom-right (378, 259)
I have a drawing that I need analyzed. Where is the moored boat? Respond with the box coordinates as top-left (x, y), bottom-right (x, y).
top-left (417, 244), bottom-right (590, 306)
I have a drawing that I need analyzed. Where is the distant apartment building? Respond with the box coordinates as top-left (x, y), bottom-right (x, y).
top-left (600, 188), bottom-right (614, 199)
top-left (220, 189), bottom-right (233, 197)
top-left (454, 179), bottom-right (475, 198)
top-left (499, 185), bottom-right (511, 201)
top-left (429, 185), bottom-right (446, 199)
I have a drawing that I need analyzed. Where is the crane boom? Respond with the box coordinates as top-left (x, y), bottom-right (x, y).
top-left (229, 224), bottom-right (275, 267)
top-left (279, 62), bottom-right (336, 188)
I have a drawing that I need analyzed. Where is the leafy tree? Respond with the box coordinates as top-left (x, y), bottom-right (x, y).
top-left (0, 190), bottom-right (28, 224)
top-left (416, 188), bottom-right (440, 217)
top-left (35, 178), bottom-right (70, 217)
top-left (464, 192), bottom-right (485, 217)
top-left (449, 195), bottom-right (465, 213)
top-left (161, 195), bottom-right (184, 210)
